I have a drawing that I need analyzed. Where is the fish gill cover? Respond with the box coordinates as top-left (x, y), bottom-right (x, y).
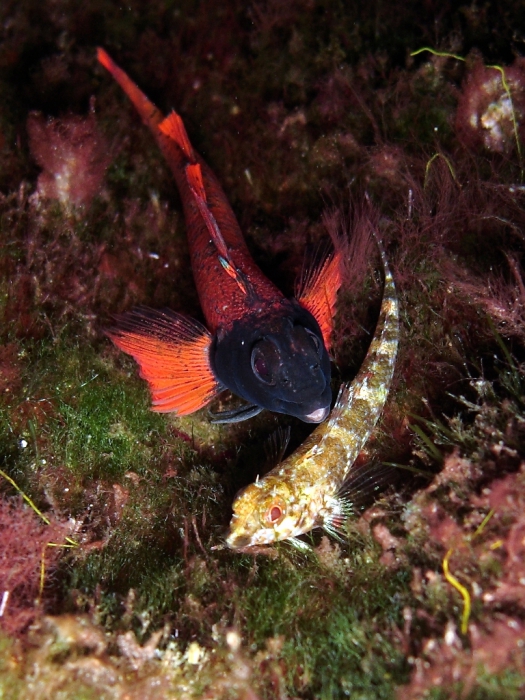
top-left (0, 1), bottom-right (525, 698)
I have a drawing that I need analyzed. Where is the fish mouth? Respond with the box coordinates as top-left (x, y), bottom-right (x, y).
top-left (303, 406), bottom-right (329, 423)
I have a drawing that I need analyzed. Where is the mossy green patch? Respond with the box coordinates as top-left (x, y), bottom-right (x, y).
top-left (7, 340), bottom-right (165, 492)
top-left (231, 550), bottom-right (410, 698)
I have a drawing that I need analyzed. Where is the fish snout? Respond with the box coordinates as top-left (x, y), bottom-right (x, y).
top-left (303, 405), bottom-right (329, 423)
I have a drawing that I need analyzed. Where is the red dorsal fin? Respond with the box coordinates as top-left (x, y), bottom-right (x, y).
top-left (185, 162), bottom-right (207, 202)
top-left (107, 307), bottom-right (222, 415)
top-left (184, 162), bottom-right (251, 295)
top-left (159, 111), bottom-right (194, 161)
top-left (185, 162), bottom-right (228, 259)
top-left (296, 248), bottom-right (344, 352)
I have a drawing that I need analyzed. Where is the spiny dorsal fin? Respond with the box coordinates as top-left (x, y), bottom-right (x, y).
top-left (296, 247), bottom-right (344, 352)
top-left (264, 426), bottom-right (292, 466)
top-left (160, 106), bottom-right (252, 298)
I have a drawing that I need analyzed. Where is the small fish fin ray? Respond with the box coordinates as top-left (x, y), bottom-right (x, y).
top-left (295, 243), bottom-right (344, 352)
top-left (287, 536), bottom-right (313, 553)
top-left (158, 111), bottom-right (194, 161)
top-left (107, 306), bottom-right (222, 415)
top-left (338, 461), bottom-right (397, 503)
top-left (321, 519), bottom-right (347, 542)
top-left (323, 462), bottom-right (397, 538)
top-left (325, 380), bottom-right (352, 426)
top-left (264, 426), bottom-right (291, 465)
top-left (209, 403), bottom-right (263, 424)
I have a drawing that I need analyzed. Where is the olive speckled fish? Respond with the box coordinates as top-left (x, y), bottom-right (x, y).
top-left (225, 240), bottom-right (399, 549)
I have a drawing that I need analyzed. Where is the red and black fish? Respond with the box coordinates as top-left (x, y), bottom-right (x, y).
top-left (98, 49), bottom-right (344, 424)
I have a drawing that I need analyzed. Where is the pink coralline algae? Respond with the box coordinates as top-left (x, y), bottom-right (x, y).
top-left (27, 110), bottom-right (112, 209)
top-left (0, 496), bottom-right (68, 635)
top-left (455, 58), bottom-right (525, 153)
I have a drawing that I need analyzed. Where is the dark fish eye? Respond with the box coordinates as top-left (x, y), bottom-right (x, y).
top-left (305, 327), bottom-right (322, 354)
top-left (251, 340), bottom-right (278, 386)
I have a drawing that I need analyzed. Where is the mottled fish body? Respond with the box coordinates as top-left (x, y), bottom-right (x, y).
top-left (226, 241), bottom-right (399, 549)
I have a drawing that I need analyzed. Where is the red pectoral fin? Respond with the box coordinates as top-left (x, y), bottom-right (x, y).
top-left (184, 162), bottom-right (229, 258)
top-left (107, 307), bottom-right (222, 415)
top-left (295, 248), bottom-right (344, 352)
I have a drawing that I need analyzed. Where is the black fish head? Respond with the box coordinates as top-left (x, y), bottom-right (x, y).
top-left (211, 301), bottom-right (332, 422)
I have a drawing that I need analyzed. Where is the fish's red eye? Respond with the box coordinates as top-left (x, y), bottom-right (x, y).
top-left (270, 506), bottom-right (281, 521)
top-left (266, 504), bottom-right (283, 524)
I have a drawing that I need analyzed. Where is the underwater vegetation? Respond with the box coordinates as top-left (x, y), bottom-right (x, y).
top-left (1, 0), bottom-right (525, 697)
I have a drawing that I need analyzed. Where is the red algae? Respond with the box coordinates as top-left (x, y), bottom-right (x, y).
top-left (0, 496), bottom-right (69, 636)
top-left (441, 255), bottom-right (525, 342)
top-left (27, 109), bottom-right (112, 210)
top-left (398, 616), bottom-right (525, 699)
top-left (0, 343), bottom-right (23, 396)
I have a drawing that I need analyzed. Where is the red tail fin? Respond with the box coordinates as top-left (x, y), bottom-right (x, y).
top-left (107, 308), bottom-right (222, 415)
top-left (97, 48), bottom-right (164, 130)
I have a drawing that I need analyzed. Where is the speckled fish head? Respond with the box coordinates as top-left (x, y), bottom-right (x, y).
top-left (225, 476), bottom-right (311, 548)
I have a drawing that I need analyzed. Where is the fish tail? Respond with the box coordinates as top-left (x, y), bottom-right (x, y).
top-left (97, 49), bottom-right (199, 196)
top-left (97, 48), bottom-right (164, 131)
top-left (328, 233), bottom-right (399, 471)
top-left (367, 235), bottom-right (399, 358)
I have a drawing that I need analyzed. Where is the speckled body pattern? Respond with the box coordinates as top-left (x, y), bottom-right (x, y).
top-left (226, 243), bottom-right (399, 548)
